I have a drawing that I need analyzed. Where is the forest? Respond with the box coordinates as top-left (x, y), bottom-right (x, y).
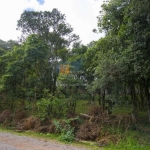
top-left (0, 0), bottom-right (150, 149)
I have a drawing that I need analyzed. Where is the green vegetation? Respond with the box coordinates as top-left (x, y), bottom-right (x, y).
top-left (107, 136), bottom-right (150, 150)
top-left (53, 119), bottom-right (75, 142)
top-left (0, 0), bottom-right (150, 149)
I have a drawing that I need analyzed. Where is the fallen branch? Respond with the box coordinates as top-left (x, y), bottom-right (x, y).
top-left (79, 113), bottom-right (91, 119)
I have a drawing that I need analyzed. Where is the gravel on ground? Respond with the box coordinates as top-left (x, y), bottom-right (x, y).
top-left (0, 132), bottom-right (90, 150)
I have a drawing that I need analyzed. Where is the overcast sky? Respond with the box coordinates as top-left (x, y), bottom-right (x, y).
top-left (0, 0), bottom-right (104, 45)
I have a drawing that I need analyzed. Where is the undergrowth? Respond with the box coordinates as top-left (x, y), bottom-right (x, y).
top-left (53, 118), bottom-right (79, 142)
top-left (107, 136), bottom-right (150, 150)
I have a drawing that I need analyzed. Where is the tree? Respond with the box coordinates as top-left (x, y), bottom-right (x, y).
top-left (0, 34), bottom-right (49, 110)
top-left (0, 39), bottom-right (19, 50)
top-left (57, 43), bottom-right (88, 102)
top-left (17, 9), bottom-right (79, 94)
top-left (95, 0), bottom-right (150, 119)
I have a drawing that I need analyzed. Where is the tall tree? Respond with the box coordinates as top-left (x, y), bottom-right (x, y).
top-left (17, 9), bottom-right (79, 94)
top-left (95, 0), bottom-right (150, 119)
top-left (0, 35), bottom-right (49, 110)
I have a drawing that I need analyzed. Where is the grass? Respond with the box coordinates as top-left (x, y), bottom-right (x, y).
top-left (112, 105), bottom-right (132, 115)
top-left (100, 125), bottom-right (150, 150)
top-left (75, 101), bottom-right (150, 149)
top-left (106, 136), bottom-right (150, 150)
top-left (0, 126), bottom-right (59, 140)
top-left (75, 99), bottom-right (99, 114)
top-left (76, 100), bottom-right (89, 114)
top-left (106, 105), bottom-right (150, 150)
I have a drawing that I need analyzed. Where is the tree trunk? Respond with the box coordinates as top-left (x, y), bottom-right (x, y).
top-left (101, 88), bottom-right (105, 112)
top-left (98, 89), bottom-right (101, 106)
top-left (139, 84), bottom-right (145, 109)
top-left (130, 77), bottom-right (137, 111)
top-left (33, 87), bottom-right (37, 113)
top-left (144, 79), bottom-right (150, 122)
top-left (52, 75), bottom-right (57, 96)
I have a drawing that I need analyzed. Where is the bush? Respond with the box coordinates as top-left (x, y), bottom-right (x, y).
top-left (53, 119), bottom-right (75, 142)
top-left (37, 93), bottom-right (68, 120)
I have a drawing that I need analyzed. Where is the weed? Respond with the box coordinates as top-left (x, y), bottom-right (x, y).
top-left (53, 119), bottom-right (75, 142)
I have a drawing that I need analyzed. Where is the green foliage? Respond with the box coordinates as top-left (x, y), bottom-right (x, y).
top-left (75, 100), bottom-right (99, 114)
top-left (107, 136), bottom-right (150, 150)
top-left (0, 39), bottom-right (19, 50)
top-left (53, 119), bottom-right (76, 142)
top-left (1, 0), bottom-right (150, 138)
top-left (17, 9), bottom-right (79, 95)
top-left (83, 0), bottom-right (150, 116)
top-left (57, 74), bottom-right (79, 85)
top-left (37, 90), bottom-right (68, 120)
top-left (0, 35), bottom-right (50, 110)
top-left (59, 127), bottom-right (74, 142)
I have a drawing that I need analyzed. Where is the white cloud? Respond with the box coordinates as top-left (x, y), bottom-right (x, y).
top-left (0, 0), bottom-right (104, 44)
